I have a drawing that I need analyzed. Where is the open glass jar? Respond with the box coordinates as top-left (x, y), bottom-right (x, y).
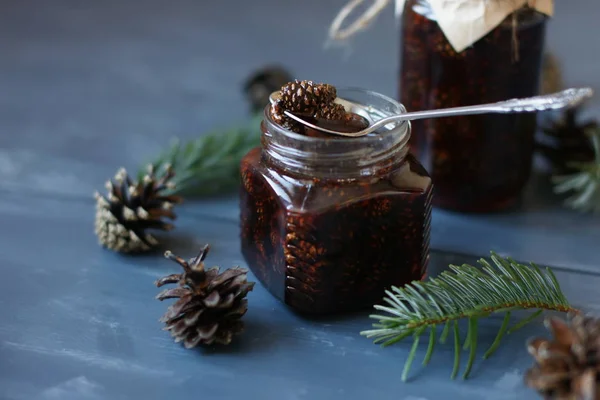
top-left (239, 88), bottom-right (433, 314)
top-left (400, 0), bottom-right (548, 212)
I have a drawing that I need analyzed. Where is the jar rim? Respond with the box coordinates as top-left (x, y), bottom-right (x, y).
top-left (263, 87), bottom-right (410, 144)
top-left (261, 87), bottom-right (411, 179)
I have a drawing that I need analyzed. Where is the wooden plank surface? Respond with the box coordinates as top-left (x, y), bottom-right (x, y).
top-left (0, 192), bottom-right (598, 400)
top-left (0, 0), bottom-right (598, 269)
top-left (1, 0), bottom-right (599, 399)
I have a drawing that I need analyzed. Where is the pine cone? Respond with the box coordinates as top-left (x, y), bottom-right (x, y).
top-left (155, 245), bottom-right (255, 347)
top-left (94, 165), bottom-right (182, 253)
top-left (317, 103), bottom-right (347, 120)
top-left (524, 314), bottom-right (600, 400)
top-left (537, 107), bottom-right (598, 173)
top-left (279, 80), bottom-right (337, 114)
top-left (243, 65), bottom-right (294, 113)
top-left (270, 80), bottom-right (349, 133)
top-left (269, 100), bottom-right (301, 132)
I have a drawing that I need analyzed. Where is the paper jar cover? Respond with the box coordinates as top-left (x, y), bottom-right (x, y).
top-left (395, 0), bottom-right (553, 52)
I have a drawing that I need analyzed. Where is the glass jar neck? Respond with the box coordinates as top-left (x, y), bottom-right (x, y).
top-left (261, 89), bottom-right (411, 180)
top-left (409, 0), bottom-right (546, 26)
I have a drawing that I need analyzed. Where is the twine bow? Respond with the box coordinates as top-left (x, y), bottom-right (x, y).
top-left (328, 0), bottom-right (391, 42)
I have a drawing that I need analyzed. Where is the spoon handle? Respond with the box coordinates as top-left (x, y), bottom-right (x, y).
top-left (492, 87), bottom-right (594, 112)
top-left (381, 87), bottom-right (594, 124)
top-left (275, 87), bottom-right (594, 138)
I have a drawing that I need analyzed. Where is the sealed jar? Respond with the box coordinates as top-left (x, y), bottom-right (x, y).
top-left (399, 0), bottom-right (549, 212)
top-left (239, 88), bottom-right (433, 314)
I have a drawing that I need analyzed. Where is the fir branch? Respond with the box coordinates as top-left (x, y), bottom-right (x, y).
top-left (138, 114), bottom-right (263, 198)
top-left (360, 252), bottom-right (578, 382)
top-left (552, 126), bottom-right (600, 214)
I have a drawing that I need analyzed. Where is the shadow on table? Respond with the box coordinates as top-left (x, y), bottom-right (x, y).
top-left (188, 318), bottom-right (284, 356)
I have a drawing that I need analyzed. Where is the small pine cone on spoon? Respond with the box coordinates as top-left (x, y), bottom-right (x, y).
top-left (279, 79), bottom-right (337, 114)
top-left (270, 79), bottom-right (348, 132)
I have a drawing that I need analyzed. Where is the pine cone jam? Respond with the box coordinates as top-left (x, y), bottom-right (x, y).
top-left (400, 1), bottom-right (547, 212)
top-left (239, 87), bottom-right (433, 314)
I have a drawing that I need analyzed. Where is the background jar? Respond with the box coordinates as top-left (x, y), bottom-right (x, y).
top-left (239, 88), bottom-right (433, 314)
top-left (399, 0), bottom-right (548, 213)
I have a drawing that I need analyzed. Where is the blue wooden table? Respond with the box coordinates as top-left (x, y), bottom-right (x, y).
top-left (1, 1), bottom-right (599, 399)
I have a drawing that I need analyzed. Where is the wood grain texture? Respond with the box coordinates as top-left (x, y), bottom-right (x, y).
top-left (0, 0), bottom-right (599, 398)
top-left (0, 192), bottom-right (598, 400)
top-left (0, 0), bottom-right (598, 271)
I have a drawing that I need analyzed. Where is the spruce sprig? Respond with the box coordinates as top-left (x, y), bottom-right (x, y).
top-left (138, 114), bottom-right (263, 197)
top-left (360, 252), bottom-right (578, 382)
top-left (552, 126), bottom-right (600, 214)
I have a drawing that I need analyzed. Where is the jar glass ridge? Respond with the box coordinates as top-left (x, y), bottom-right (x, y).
top-left (239, 87), bottom-right (433, 315)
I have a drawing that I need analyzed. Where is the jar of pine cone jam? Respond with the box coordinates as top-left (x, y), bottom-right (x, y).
top-left (240, 87), bottom-right (433, 314)
top-left (400, 1), bottom-right (547, 212)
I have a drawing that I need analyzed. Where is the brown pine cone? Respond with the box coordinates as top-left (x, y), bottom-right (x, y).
top-left (270, 80), bottom-right (350, 133)
top-left (94, 165), bottom-right (182, 253)
top-left (269, 100), bottom-right (303, 132)
top-left (317, 103), bottom-right (347, 120)
top-left (155, 245), bottom-right (255, 348)
top-left (524, 314), bottom-right (600, 400)
top-left (279, 79), bottom-right (337, 114)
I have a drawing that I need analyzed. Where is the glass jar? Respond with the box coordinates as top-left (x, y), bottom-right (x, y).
top-left (399, 1), bottom-right (548, 212)
top-left (239, 88), bottom-right (433, 315)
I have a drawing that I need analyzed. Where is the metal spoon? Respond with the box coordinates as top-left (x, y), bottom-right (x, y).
top-left (268, 87), bottom-right (594, 138)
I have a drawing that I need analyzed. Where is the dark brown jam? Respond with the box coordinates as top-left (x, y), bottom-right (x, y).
top-left (294, 112), bottom-right (370, 138)
top-left (400, 1), bottom-right (547, 212)
top-left (239, 99), bottom-right (433, 315)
